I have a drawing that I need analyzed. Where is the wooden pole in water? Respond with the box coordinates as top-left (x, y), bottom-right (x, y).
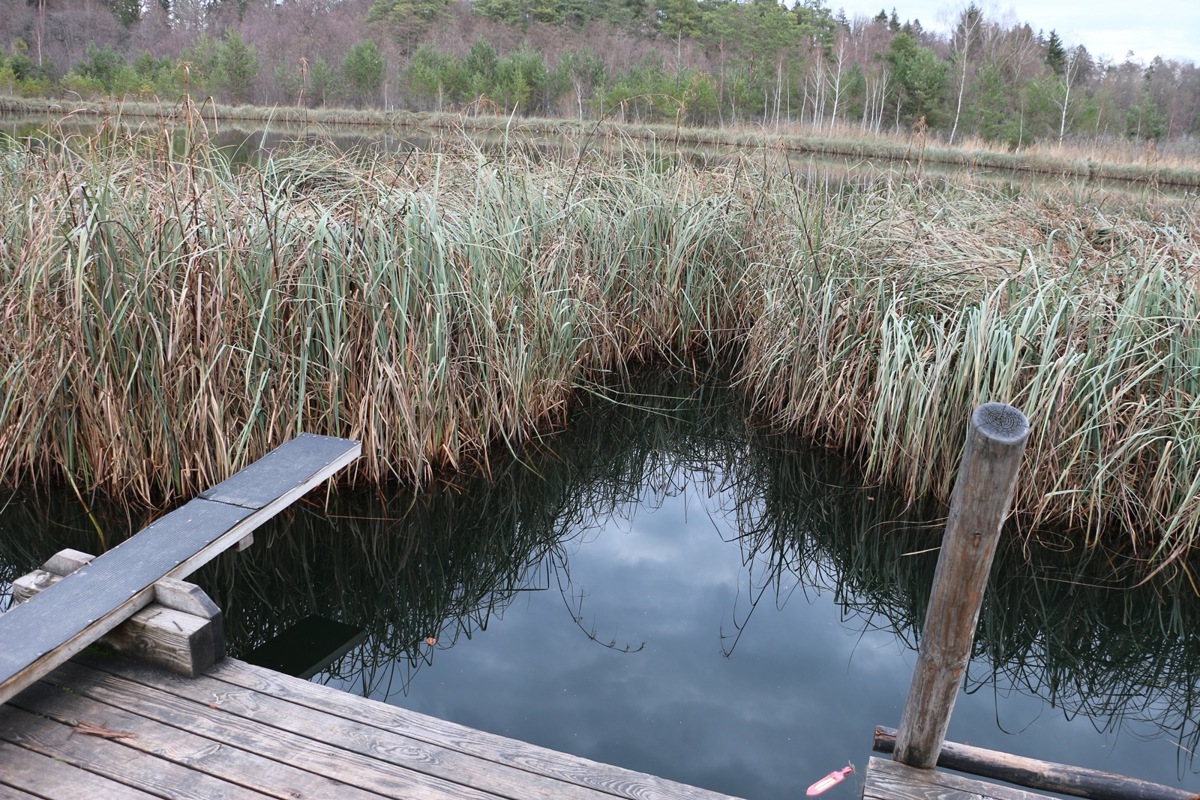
top-left (893, 403), bottom-right (1029, 770)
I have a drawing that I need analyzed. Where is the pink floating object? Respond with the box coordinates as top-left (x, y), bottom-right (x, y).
top-left (806, 765), bottom-right (854, 796)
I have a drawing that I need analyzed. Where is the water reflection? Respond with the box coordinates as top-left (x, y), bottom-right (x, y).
top-left (1, 370), bottom-right (1198, 798)
top-left (2, 114), bottom-right (1187, 202)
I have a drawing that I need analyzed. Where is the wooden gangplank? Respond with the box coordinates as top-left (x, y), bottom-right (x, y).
top-left (0, 433), bottom-right (360, 706)
top-left (0, 653), bottom-right (745, 800)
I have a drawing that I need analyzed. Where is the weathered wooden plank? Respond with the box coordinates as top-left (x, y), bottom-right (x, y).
top-left (0, 434), bottom-right (360, 706)
top-left (894, 404), bottom-right (1029, 769)
top-left (0, 782), bottom-right (41, 800)
top-left (874, 727), bottom-right (1200, 800)
top-left (45, 659), bottom-right (512, 800)
top-left (79, 656), bottom-right (657, 800)
top-left (864, 756), bottom-right (1055, 800)
top-left (9, 680), bottom-right (389, 800)
top-left (0, 498), bottom-right (251, 705)
top-left (0, 781), bottom-right (43, 800)
top-left (0, 704), bottom-right (274, 800)
top-left (97, 655), bottom-right (744, 800)
top-left (200, 433), bottom-right (361, 510)
top-left (0, 739), bottom-right (160, 800)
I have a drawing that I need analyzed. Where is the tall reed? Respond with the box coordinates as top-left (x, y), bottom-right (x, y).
top-left (1, 124), bottom-right (1198, 561)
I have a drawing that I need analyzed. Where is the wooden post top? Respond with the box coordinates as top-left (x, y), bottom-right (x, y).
top-left (971, 403), bottom-right (1029, 446)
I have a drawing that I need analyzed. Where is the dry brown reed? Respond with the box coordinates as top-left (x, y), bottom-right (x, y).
top-left (1, 123), bottom-right (1198, 561)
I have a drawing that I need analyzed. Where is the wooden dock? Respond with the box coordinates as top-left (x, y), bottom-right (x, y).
top-left (1, 652), bottom-right (744, 800)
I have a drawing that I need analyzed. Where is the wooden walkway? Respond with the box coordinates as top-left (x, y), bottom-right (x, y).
top-left (0, 653), bottom-right (744, 800)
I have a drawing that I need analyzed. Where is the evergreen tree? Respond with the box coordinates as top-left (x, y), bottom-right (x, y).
top-left (1045, 30), bottom-right (1066, 76)
top-left (343, 40), bottom-right (385, 106)
top-left (657, 0), bottom-right (703, 39)
top-left (105, 0), bottom-right (141, 26)
top-left (215, 30), bottom-right (258, 104)
top-left (308, 58), bottom-right (338, 107)
top-left (465, 39), bottom-right (499, 88)
top-left (884, 31), bottom-right (948, 129)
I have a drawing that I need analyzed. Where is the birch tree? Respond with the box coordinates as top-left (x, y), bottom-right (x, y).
top-left (947, 3), bottom-right (981, 145)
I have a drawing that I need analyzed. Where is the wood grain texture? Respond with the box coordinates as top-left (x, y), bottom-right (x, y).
top-left (864, 757), bottom-right (1054, 800)
top-left (101, 605), bottom-right (223, 677)
top-left (894, 404), bottom-right (1029, 769)
top-left (9, 680), bottom-right (389, 800)
top-left (875, 727), bottom-right (1200, 800)
top-left (45, 659), bottom-right (532, 800)
top-left (0, 434), bottom-right (360, 706)
top-left (83, 655), bottom-right (745, 800)
top-left (0, 498), bottom-right (250, 705)
top-left (0, 704), bottom-right (272, 800)
top-left (0, 738), bottom-right (159, 800)
top-left (206, 657), bottom-right (749, 800)
top-left (152, 578), bottom-right (221, 619)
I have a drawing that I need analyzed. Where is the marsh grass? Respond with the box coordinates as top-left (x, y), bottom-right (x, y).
top-left (7, 96), bottom-right (1200, 189)
top-left (2, 120), bottom-right (1199, 561)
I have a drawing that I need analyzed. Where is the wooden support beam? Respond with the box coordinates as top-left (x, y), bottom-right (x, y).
top-left (874, 727), bottom-right (1200, 800)
top-left (893, 403), bottom-right (1029, 770)
top-left (0, 433), bottom-right (361, 705)
top-left (13, 552), bottom-right (225, 678)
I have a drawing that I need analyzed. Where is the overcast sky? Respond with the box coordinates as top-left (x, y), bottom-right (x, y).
top-left (830, 0), bottom-right (1199, 65)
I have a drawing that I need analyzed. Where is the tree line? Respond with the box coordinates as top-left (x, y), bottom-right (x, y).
top-left (3, 0), bottom-right (1197, 146)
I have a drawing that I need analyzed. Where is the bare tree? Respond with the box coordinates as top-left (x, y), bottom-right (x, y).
top-left (1056, 45), bottom-right (1083, 145)
top-left (947, 3), bottom-right (981, 145)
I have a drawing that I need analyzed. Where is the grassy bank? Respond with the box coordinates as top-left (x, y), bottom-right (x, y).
top-left (5, 95), bottom-right (1200, 189)
top-left (1, 122), bottom-right (1198, 563)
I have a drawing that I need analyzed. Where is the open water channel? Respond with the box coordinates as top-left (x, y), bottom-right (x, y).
top-left (2, 372), bottom-right (1199, 799)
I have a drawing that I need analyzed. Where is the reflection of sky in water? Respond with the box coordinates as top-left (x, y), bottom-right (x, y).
top-left (326, 468), bottom-right (1196, 800)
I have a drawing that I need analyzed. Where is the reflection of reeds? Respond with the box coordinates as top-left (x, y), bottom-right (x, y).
top-left (2, 125), bottom-right (1199, 559)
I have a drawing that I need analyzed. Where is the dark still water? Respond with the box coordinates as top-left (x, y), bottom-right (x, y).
top-left (2, 373), bottom-right (1199, 799)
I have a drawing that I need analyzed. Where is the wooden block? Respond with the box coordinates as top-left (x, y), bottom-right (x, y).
top-left (11, 570), bottom-right (60, 605)
top-left (153, 577), bottom-right (221, 619)
top-left (103, 605), bottom-right (224, 678)
top-left (11, 553), bottom-right (225, 678)
top-left (11, 550), bottom-right (95, 605)
top-left (42, 548), bottom-right (95, 575)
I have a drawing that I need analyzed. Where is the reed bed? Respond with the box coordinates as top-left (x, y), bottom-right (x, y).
top-left (1, 123), bottom-right (1199, 561)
